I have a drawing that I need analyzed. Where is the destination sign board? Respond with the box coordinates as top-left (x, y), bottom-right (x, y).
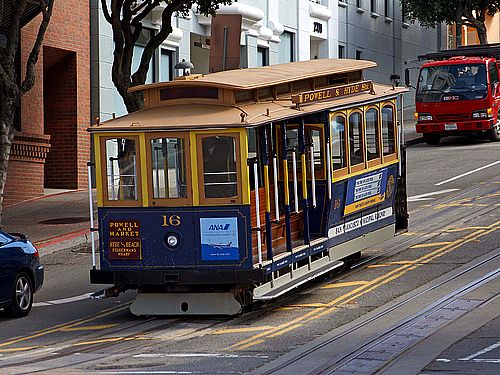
top-left (291, 80), bottom-right (374, 105)
top-left (108, 220), bottom-right (142, 260)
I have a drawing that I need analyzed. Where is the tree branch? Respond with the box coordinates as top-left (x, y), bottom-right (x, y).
top-left (101, 0), bottom-right (112, 24)
top-left (21, 0), bottom-right (54, 94)
top-left (5, 0), bottom-right (27, 64)
top-left (132, 0), bottom-right (186, 85)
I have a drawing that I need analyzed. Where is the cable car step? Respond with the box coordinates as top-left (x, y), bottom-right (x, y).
top-left (130, 292), bottom-right (243, 316)
top-left (253, 259), bottom-right (344, 301)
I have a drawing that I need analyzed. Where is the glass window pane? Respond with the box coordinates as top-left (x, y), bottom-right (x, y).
top-left (349, 112), bottom-right (364, 166)
top-left (331, 115), bottom-right (347, 170)
top-left (365, 108), bottom-right (380, 161)
top-left (308, 129), bottom-right (323, 175)
top-left (160, 50), bottom-right (172, 82)
top-left (382, 106), bottom-right (396, 155)
top-left (105, 138), bottom-right (138, 200)
top-left (150, 138), bottom-right (188, 199)
top-left (202, 136), bottom-right (238, 198)
top-left (286, 128), bottom-right (301, 173)
top-left (279, 31), bottom-right (294, 63)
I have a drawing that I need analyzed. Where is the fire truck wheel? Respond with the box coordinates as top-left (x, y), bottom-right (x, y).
top-left (423, 133), bottom-right (441, 145)
top-left (488, 127), bottom-right (500, 142)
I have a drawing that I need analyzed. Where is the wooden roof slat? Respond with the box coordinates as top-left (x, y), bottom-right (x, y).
top-left (129, 59), bottom-right (376, 92)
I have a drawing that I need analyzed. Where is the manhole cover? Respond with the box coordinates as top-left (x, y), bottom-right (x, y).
top-left (39, 217), bottom-right (89, 225)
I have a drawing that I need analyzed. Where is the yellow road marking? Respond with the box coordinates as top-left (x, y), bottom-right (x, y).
top-left (367, 264), bottom-right (392, 268)
top-left (60, 324), bottom-right (119, 332)
top-left (237, 339), bottom-right (265, 350)
top-left (267, 324), bottom-right (303, 338)
top-left (75, 336), bottom-right (150, 346)
top-left (0, 303), bottom-right (132, 349)
top-left (211, 326), bottom-right (275, 335)
top-left (322, 281), bottom-right (369, 289)
top-left (400, 232), bottom-right (420, 236)
top-left (0, 346), bottom-right (41, 353)
top-left (410, 242), bottom-right (454, 248)
top-left (282, 303), bottom-right (329, 308)
top-left (228, 221), bottom-right (499, 350)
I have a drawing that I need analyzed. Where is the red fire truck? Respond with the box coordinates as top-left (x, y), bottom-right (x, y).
top-left (407, 44), bottom-right (500, 145)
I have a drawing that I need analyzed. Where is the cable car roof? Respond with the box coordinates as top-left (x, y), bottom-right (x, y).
top-left (90, 82), bottom-right (407, 132)
top-left (129, 59), bottom-right (377, 91)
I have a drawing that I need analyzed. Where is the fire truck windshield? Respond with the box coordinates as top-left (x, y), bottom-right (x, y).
top-left (416, 63), bottom-right (488, 102)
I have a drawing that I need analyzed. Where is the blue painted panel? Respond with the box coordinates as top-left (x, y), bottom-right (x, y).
top-left (98, 205), bottom-right (253, 271)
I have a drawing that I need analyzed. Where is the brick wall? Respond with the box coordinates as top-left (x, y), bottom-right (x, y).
top-left (43, 50), bottom-right (78, 188)
top-left (5, 0), bottom-right (90, 205)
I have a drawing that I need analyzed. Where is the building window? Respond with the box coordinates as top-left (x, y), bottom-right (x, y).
top-left (357, 0), bottom-right (363, 8)
top-left (132, 28), bottom-right (155, 83)
top-left (279, 31), bottom-right (294, 63)
top-left (356, 50), bottom-right (363, 60)
top-left (338, 45), bottom-right (345, 59)
top-left (371, 0), bottom-right (377, 13)
top-left (384, 0), bottom-right (390, 17)
top-left (257, 47), bottom-right (269, 67)
top-left (160, 50), bottom-right (173, 82)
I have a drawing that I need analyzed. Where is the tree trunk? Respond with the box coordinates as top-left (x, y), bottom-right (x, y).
top-left (475, 22), bottom-right (489, 45)
top-left (0, 103), bottom-right (16, 228)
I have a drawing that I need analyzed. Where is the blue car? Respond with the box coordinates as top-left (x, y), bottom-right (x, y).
top-left (0, 231), bottom-right (44, 317)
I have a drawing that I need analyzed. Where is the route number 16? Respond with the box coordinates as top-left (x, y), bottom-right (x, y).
top-left (162, 215), bottom-right (181, 227)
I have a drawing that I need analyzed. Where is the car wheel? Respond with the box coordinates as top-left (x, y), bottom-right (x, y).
top-left (5, 272), bottom-right (33, 318)
top-left (423, 133), bottom-right (441, 145)
top-left (488, 125), bottom-right (500, 142)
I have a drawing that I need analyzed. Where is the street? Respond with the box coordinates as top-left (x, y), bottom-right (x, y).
top-left (0, 135), bottom-right (499, 374)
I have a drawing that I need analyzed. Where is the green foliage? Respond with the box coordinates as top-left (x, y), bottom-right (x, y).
top-left (401, 0), bottom-right (500, 44)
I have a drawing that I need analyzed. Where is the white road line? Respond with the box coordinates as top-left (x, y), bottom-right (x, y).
top-left (33, 292), bottom-right (92, 307)
top-left (435, 160), bottom-right (500, 186)
top-left (133, 353), bottom-right (269, 359)
top-left (408, 189), bottom-right (460, 202)
top-left (459, 341), bottom-right (500, 361)
top-left (98, 372), bottom-right (196, 374)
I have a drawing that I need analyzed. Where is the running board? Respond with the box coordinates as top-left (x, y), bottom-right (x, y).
top-left (253, 259), bottom-right (344, 301)
top-left (130, 292), bottom-right (243, 316)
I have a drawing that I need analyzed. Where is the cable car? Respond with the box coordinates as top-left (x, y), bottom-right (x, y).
top-left (88, 59), bottom-right (409, 315)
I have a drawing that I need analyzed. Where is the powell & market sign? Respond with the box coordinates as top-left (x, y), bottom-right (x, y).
top-left (292, 80), bottom-right (374, 105)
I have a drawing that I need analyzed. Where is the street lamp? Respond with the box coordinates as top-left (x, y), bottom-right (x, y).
top-left (174, 59), bottom-right (194, 76)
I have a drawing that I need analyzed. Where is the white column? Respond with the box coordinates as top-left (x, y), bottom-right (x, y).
top-left (297, 0), bottom-right (311, 61)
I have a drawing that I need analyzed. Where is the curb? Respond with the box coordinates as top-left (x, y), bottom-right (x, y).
top-left (36, 228), bottom-right (94, 257)
top-left (406, 136), bottom-right (424, 146)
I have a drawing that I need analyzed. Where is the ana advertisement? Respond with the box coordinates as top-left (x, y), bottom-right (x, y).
top-left (200, 217), bottom-right (239, 261)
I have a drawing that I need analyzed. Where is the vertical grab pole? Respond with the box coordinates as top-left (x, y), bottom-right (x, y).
top-left (310, 145), bottom-right (316, 208)
top-left (281, 122), bottom-right (293, 255)
top-left (263, 125), bottom-right (273, 261)
top-left (87, 162), bottom-right (96, 270)
top-left (292, 149), bottom-right (299, 213)
top-left (326, 137), bottom-right (332, 201)
top-left (253, 160), bottom-right (263, 265)
top-left (273, 155), bottom-right (280, 222)
top-left (299, 119), bottom-right (310, 246)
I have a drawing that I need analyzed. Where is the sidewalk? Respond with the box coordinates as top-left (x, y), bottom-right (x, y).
top-left (2, 127), bottom-right (422, 257)
top-left (3, 189), bottom-right (94, 256)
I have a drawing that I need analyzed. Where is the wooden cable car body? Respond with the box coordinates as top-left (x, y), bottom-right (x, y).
top-left (88, 59), bottom-right (408, 315)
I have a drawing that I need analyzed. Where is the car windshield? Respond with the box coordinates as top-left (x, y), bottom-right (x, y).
top-left (416, 63), bottom-right (488, 103)
top-left (0, 232), bottom-right (13, 246)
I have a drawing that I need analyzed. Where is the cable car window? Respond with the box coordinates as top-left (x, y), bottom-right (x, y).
top-left (382, 105), bottom-right (396, 155)
top-left (349, 111), bottom-right (364, 167)
top-left (307, 128), bottom-right (324, 178)
top-left (331, 114), bottom-right (347, 170)
top-left (150, 137), bottom-right (188, 199)
top-left (105, 138), bottom-right (138, 201)
top-left (202, 136), bottom-right (238, 199)
top-left (286, 128), bottom-right (301, 173)
top-left (365, 108), bottom-right (381, 161)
